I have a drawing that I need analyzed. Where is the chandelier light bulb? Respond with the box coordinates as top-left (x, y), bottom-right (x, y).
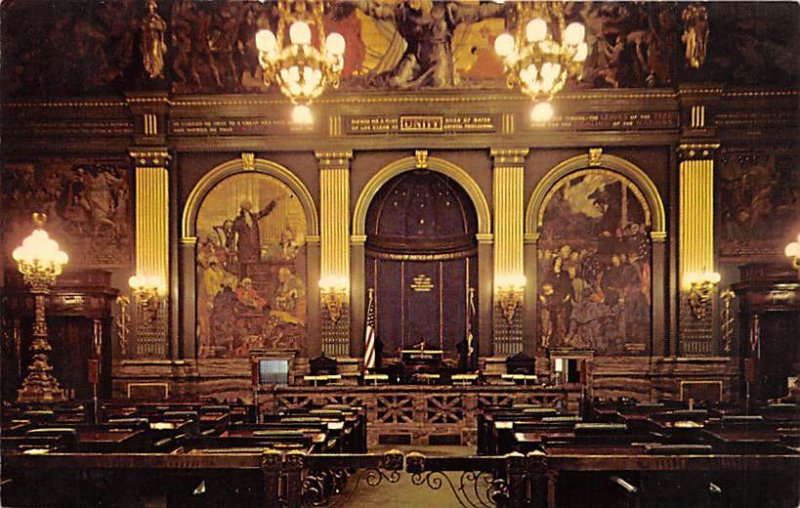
top-left (255, 29), bottom-right (277, 53)
top-left (292, 104), bottom-right (313, 124)
top-left (325, 32), bottom-right (346, 56)
top-left (289, 21), bottom-right (312, 46)
top-left (574, 42), bottom-right (588, 62)
top-left (526, 18), bottom-right (548, 43)
top-left (531, 102), bottom-right (554, 122)
top-left (494, 33), bottom-right (515, 57)
top-left (562, 22), bottom-right (585, 46)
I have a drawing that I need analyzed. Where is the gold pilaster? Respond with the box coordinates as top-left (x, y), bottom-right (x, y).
top-left (131, 149), bottom-right (170, 358)
top-left (491, 148), bottom-right (528, 356)
top-left (678, 144), bottom-right (718, 354)
top-left (316, 150), bottom-right (353, 357)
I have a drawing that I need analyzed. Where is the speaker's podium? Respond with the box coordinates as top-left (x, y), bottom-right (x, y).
top-left (401, 341), bottom-right (444, 381)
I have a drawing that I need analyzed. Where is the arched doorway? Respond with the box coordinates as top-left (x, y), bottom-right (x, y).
top-left (365, 169), bottom-right (478, 367)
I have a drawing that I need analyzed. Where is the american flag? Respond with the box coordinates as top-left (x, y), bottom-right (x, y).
top-left (467, 288), bottom-right (476, 358)
top-left (364, 288), bottom-right (376, 371)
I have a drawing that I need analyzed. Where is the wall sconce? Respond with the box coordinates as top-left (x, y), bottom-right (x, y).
top-left (495, 274), bottom-right (527, 324)
top-left (785, 233), bottom-right (800, 274)
top-left (128, 274), bottom-right (165, 322)
top-left (319, 276), bottom-right (349, 324)
top-left (684, 271), bottom-right (721, 320)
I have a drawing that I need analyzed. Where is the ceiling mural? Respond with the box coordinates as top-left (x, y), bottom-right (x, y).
top-left (1, 1), bottom-right (797, 97)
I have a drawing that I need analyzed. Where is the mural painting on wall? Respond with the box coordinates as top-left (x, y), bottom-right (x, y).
top-left (718, 148), bottom-right (800, 258)
top-left (195, 173), bottom-right (307, 359)
top-left (538, 170), bottom-right (652, 355)
top-left (2, 160), bottom-right (132, 267)
top-left (4, 1), bottom-right (796, 97)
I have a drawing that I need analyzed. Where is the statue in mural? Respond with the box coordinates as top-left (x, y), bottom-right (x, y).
top-left (141, 0), bottom-right (167, 79)
top-left (681, 3), bottom-right (708, 69)
top-left (232, 198), bottom-right (277, 276)
top-left (352, 0), bottom-right (506, 88)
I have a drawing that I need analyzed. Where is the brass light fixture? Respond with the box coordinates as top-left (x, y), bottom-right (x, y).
top-left (684, 270), bottom-right (721, 320)
top-left (12, 213), bottom-right (68, 403)
top-left (495, 274), bottom-right (527, 324)
top-left (785, 233), bottom-right (800, 275)
top-left (128, 274), bottom-right (166, 323)
top-left (319, 276), bottom-right (349, 324)
top-left (494, 2), bottom-right (587, 122)
top-left (255, 0), bottom-right (345, 124)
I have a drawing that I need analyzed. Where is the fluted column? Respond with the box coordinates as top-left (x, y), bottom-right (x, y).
top-left (491, 148), bottom-right (528, 356)
top-left (678, 144), bottom-right (719, 355)
top-left (130, 149), bottom-right (170, 358)
top-left (316, 151), bottom-right (353, 358)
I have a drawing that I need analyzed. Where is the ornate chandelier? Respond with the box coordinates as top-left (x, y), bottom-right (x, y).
top-left (494, 2), bottom-right (587, 122)
top-left (255, 0), bottom-right (345, 124)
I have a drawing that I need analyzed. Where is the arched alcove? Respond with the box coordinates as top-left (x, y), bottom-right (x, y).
top-left (365, 169), bottom-right (479, 365)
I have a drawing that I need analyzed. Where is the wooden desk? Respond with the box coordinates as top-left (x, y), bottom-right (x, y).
top-left (78, 429), bottom-right (145, 452)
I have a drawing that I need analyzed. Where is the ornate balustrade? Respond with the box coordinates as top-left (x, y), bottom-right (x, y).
top-left (260, 384), bottom-right (578, 446)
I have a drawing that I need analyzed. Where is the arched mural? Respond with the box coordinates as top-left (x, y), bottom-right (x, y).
top-left (537, 169), bottom-right (652, 356)
top-left (195, 173), bottom-right (307, 358)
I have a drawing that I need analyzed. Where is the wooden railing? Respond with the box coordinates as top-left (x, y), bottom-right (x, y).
top-left (4, 449), bottom-right (799, 507)
top-left (259, 384), bottom-right (578, 446)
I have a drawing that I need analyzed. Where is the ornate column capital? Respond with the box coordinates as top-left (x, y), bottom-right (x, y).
top-left (315, 150), bottom-right (353, 170)
top-left (677, 143), bottom-right (719, 161)
top-left (490, 148), bottom-right (529, 167)
top-left (129, 148), bottom-right (171, 168)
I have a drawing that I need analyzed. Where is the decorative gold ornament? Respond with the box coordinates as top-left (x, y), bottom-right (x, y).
top-left (684, 270), bottom-right (721, 320)
top-left (495, 274), bottom-right (526, 324)
top-left (720, 289), bottom-right (735, 353)
top-left (128, 274), bottom-right (166, 323)
top-left (319, 276), bottom-right (349, 324)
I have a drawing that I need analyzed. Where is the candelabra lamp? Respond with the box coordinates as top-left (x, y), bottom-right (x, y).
top-left (12, 213), bottom-right (69, 403)
top-left (495, 274), bottom-right (527, 324)
top-left (684, 271), bottom-right (721, 320)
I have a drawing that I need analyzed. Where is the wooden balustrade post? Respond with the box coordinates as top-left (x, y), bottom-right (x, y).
top-left (528, 451), bottom-right (549, 508)
top-left (506, 452), bottom-right (527, 508)
top-left (260, 449), bottom-right (282, 506)
top-left (283, 450), bottom-right (306, 506)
